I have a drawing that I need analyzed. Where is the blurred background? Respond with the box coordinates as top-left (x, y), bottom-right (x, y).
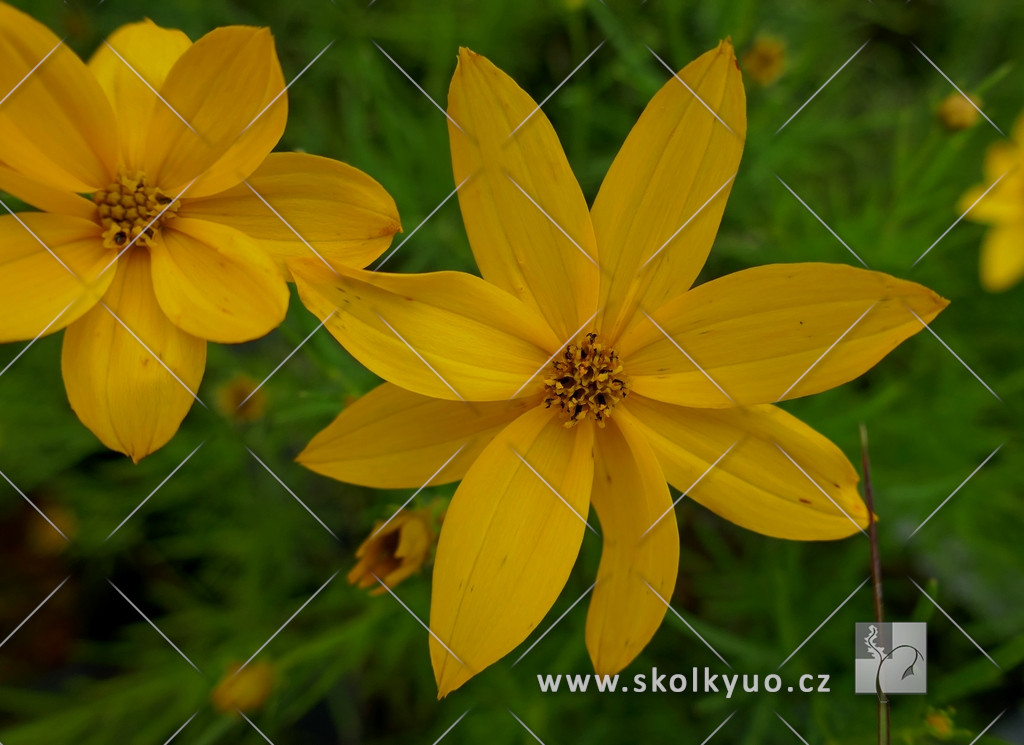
top-left (0, 0), bottom-right (1021, 742)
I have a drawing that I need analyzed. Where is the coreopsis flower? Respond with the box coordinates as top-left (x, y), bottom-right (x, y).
top-left (210, 661), bottom-right (274, 714)
top-left (960, 116), bottom-right (1024, 291)
top-left (292, 43), bottom-right (947, 697)
top-left (349, 508), bottom-right (436, 594)
top-left (937, 92), bottom-right (981, 131)
top-left (0, 4), bottom-right (399, 460)
top-left (742, 35), bottom-right (786, 86)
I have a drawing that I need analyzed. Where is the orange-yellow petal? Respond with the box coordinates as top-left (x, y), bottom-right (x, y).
top-left (0, 3), bottom-right (117, 191)
top-left (180, 153), bottom-right (401, 277)
top-left (143, 26), bottom-right (286, 198)
top-left (620, 263), bottom-right (948, 407)
top-left (150, 218), bottom-right (288, 343)
top-left (958, 142), bottom-right (1023, 225)
top-left (0, 213), bottom-right (111, 343)
top-left (0, 161), bottom-right (95, 219)
top-left (627, 395), bottom-right (868, 539)
top-left (586, 412), bottom-right (678, 676)
top-left (592, 40), bottom-right (746, 341)
top-left (298, 382), bottom-right (538, 489)
top-left (979, 225), bottom-right (1024, 292)
top-left (87, 20), bottom-right (192, 172)
top-left (430, 406), bottom-right (594, 697)
top-left (61, 251), bottom-right (206, 461)
top-left (448, 48), bottom-right (599, 339)
top-left (290, 261), bottom-right (560, 401)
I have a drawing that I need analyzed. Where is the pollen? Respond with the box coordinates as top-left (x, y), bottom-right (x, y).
top-left (543, 332), bottom-right (630, 428)
top-left (92, 172), bottom-right (180, 250)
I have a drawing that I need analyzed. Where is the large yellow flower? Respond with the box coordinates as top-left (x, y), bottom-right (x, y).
top-left (291, 43), bottom-right (947, 697)
top-left (0, 4), bottom-right (399, 460)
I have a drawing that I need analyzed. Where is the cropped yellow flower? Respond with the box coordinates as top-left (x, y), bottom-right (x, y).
top-left (0, 5), bottom-right (399, 460)
top-left (292, 43), bottom-right (947, 697)
top-left (742, 36), bottom-right (786, 86)
top-left (960, 114), bottom-right (1024, 291)
top-left (937, 92), bottom-right (981, 131)
top-left (349, 508), bottom-right (436, 594)
top-left (210, 661), bottom-right (274, 714)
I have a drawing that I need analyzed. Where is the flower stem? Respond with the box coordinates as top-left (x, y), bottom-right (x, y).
top-left (860, 423), bottom-right (890, 745)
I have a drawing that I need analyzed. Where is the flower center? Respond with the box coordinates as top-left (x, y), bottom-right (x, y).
top-left (92, 172), bottom-right (180, 250)
top-left (543, 332), bottom-right (630, 428)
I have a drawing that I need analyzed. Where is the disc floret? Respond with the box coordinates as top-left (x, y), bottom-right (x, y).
top-left (543, 332), bottom-right (630, 428)
top-left (93, 172), bottom-right (180, 249)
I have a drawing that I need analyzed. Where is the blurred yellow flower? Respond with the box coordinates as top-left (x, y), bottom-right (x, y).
top-left (25, 503), bottom-right (75, 555)
top-left (292, 43), bottom-right (946, 697)
top-left (924, 707), bottom-right (955, 740)
top-left (960, 116), bottom-right (1024, 291)
top-left (210, 661), bottom-right (274, 714)
top-left (937, 92), bottom-right (981, 131)
top-left (742, 35), bottom-right (786, 86)
top-left (0, 4), bottom-right (400, 461)
top-left (349, 508), bottom-right (436, 594)
top-left (216, 374), bottom-right (267, 422)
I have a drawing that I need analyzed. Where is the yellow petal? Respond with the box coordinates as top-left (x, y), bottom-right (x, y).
top-left (627, 395), bottom-right (868, 539)
top-left (87, 21), bottom-right (192, 172)
top-left (150, 218), bottom-right (288, 343)
top-left (980, 225), bottom-right (1024, 292)
top-left (586, 412), bottom-right (678, 676)
top-left (430, 406), bottom-right (594, 697)
top-left (0, 3), bottom-right (118, 191)
top-left (143, 26), bottom-right (286, 198)
top-left (592, 41), bottom-right (746, 341)
top-left (180, 153), bottom-right (401, 277)
top-left (958, 142), bottom-right (1024, 224)
top-left (61, 251), bottom-right (206, 461)
top-left (621, 263), bottom-right (949, 407)
top-left (298, 382), bottom-right (538, 489)
top-left (291, 261), bottom-right (559, 401)
top-left (448, 48), bottom-right (599, 339)
top-left (0, 213), bottom-right (112, 343)
top-left (0, 161), bottom-right (96, 219)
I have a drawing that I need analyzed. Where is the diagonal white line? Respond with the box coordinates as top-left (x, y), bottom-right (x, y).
top-left (505, 173), bottom-right (599, 268)
top-left (912, 44), bottom-right (1004, 135)
top-left (102, 42), bottom-right (198, 136)
top-left (431, 709), bottom-right (472, 745)
top-left (372, 572), bottom-right (465, 667)
top-left (907, 443), bottom-right (1004, 541)
top-left (106, 441), bottom-right (206, 541)
top-left (508, 307), bottom-right (601, 400)
top-left (903, 304), bottom-right (1001, 402)
top-left (374, 175), bottom-right (473, 271)
top-left (775, 712), bottom-right (810, 745)
top-left (640, 310), bottom-right (734, 404)
top-left (968, 709), bottom-right (1007, 745)
top-left (108, 580), bottom-right (203, 675)
top-left (100, 302), bottom-right (207, 407)
top-left (701, 711), bottom-right (736, 745)
top-left (0, 466), bottom-right (70, 542)
top-left (0, 195), bottom-right (78, 279)
top-left (640, 173), bottom-right (737, 271)
top-left (909, 577), bottom-right (1000, 669)
top-left (506, 40), bottom-right (606, 140)
top-left (508, 710), bottom-right (547, 745)
top-left (373, 41), bottom-right (465, 133)
top-left (644, 579), bottom-right (731, 669)
top-left (239, 712), bottom-right (276, 744)
top-left (162, 711), bottom-right (199, 745)
top-left (776, 302), bottom-right (878, 401)
top-left (374, 312), bottom-right (465, 401)
top-left (511, 447), bottom-right (597, 535)
top-left (777, 40), bottom-right (871, 134)
top-left (237, 311), bottom-right (336, 412)
top-left (777, 576), bottom-right (870, 669)
top-left (512, 581), bottom-right (597, 666)
top-left (243, 40), bottom-right (336, 135)
top-left (372, 442), bottom-right (467, 538)
top-left (0, 38), bottom-right (65, 109)
top-left (246, 447), bottom-right (339, 540)
top-left (646, 45), bottom-right (735, 135)
top-left (912, 169), bottom-right (1014, 267)
top-left (0, 301), bottom-right (74, 380)
top-left (236, 569), bottom-right (340, 675)
top-left (0, 576), bottom-right (70, 650)
top-left (242, 181), bottom-right (337, 275)
top-left (642, 441), bottom-right (739, 538)
top-left (775, 443), bottom-right (868, 537)
top-left (774, 175), bottom-right (870, 268)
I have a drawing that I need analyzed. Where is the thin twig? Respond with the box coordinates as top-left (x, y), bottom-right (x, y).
top-left (860, 423), bottom-right (889, 745)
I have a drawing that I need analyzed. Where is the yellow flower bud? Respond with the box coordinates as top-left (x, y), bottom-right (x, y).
top-left (742, 36), bottom-right (786, 86)
top-left (937, 92), bottom-right (981, 131)
top-left (216, 374), bottom-right (266, 423)
top-left (210, 661), bottom-right (274, 714)
top-left (924, 707), bottom-right (955, 740)
top-left (349, 509), bottom-right (435, 594)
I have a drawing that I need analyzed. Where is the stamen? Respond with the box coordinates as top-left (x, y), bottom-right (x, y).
top-left (92, 172), bottom-right (180, 250)
top-left (543, 332), bottom-right (630, 428)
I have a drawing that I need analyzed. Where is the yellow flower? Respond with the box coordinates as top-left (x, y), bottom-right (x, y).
top-left (0, 5), bottom-right (400, 461)
top-left (924, 707), bottom-right (955, 740)
top-left (742, 36), bottom-right (786, 86)
top-left (216, 374), bottom-right (267, 422)
top-left (291, 43), bottom-right (947, 697)
top-left (349, 508), bottom-right (436, 594)
top-left (937, 92), bottom-right (981, 131)
top-left (210, 661), bottom-right (274, 714)
top-left (960, 115), bottom-right (1024, 291)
